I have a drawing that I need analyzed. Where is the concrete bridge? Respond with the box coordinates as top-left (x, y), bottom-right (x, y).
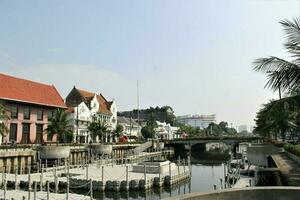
top-left (164, 136), bottom-right (262, 146)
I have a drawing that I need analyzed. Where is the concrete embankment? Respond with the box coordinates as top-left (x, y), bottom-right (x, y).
top-left (272, 152), bottom-right (300, 186)
top-left (164, 187), bottom-right (300, 200)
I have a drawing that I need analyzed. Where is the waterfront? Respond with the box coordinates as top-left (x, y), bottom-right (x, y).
top-left (78, 163), bottom-right (226, 200)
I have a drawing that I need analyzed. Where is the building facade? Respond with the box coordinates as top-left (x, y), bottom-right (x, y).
top-left (177, 114), bottom-right (216, 129)
top-left (0, 73), bottom-right (66, 144)
top-left (65, 87), bottom-right (117, 143)
top-left (117, 116), bottom-right (141, 139)
top-left (155, 121), bottom-right (179, 140)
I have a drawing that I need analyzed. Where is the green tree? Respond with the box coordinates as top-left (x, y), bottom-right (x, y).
top-left (0, 101), bottom-right (9, 137)
top-left (253, 18), bottom-right (300, 96)
top-left (46, 109), bottom-right (73, 143)
top-left (115, 124), bottom-right (123, 137)
top-left (141, 113), bottom-right (158, 139)
top-left (88, 117), bottom-right (108, 143)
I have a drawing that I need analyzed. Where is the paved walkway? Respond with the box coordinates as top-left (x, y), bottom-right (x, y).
top-left (272, 152), bottom-right (300, 186)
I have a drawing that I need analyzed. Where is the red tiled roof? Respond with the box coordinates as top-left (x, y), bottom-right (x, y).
top-left (75, 88), bottom-right (112, 115)
top-left (0, 73), bottom-right (66, 108)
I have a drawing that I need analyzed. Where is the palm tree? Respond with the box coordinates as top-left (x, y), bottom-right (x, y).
top-left (46, 109), bottom-right (73, 143)
top-left (253, 18), bottom-right (300, 95)
top-left (0, 101), bottom-right (9, 138)
top-left (88, 117), bottom-right (108, 143)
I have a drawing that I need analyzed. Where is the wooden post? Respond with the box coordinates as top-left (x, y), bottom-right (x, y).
top-left (169, 162), bottom-right (171, 177)
top-left (34, 181), bottom-right (37, 200)
top-left (90, 179), bottom-right (93, 200)
top-left (28, 173), bottom-right (31, 200)
top-left (4, 173), bottom-right (6, 200)
top-left (183, 159), bottom-right (186, 173)
top-left (177, 160), bottom-right (180, 175)
top-left (40, 168), bottom-right (43, 191)
top-left (66, 163), bottom-right (69, 200)
top-left (54, 166), bottom-right (58, 192)
top-left (86, 165), bottom-right (89, 180)
top-left (102, 166), bottom-right (104, 183)
top-left (144, 164), bottom-right (146, 183)
top-left (47, 181), bottom-right (50, 200)
top-left (126, 165), bottom-right (129, 186)
top-left (15, 168), bottom-right (18, 190)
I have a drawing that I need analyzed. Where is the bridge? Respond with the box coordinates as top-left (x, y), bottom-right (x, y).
top-left (163, 136), bottom-right (262, 146)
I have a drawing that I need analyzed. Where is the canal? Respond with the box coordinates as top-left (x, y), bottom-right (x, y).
top-left (88, 143), bottom-right (230, 200)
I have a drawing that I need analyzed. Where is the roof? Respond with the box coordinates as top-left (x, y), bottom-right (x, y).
top-left (75, 87), bottom-right (112, 115)
top-left (0, 73), bottom-right (66, 108)
top-left (117, 116), bottom-right (139, 126)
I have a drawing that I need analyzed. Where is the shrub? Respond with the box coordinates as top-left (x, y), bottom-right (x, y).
top-left (284, 144), bottom-right (300, 156)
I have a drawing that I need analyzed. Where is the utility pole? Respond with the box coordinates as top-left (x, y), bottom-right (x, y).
top-left (137, 80), bottom-right (140, 125)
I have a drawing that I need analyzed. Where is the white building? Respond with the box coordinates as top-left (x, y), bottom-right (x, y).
top-left (117, 116), bottom-right (141, 139)
top-left (155, 121), bottom-right (179, 140)
top-left (65, 87), bottom-right (117, 143)
top-left (238, 125), bottom-right (248, 133)
top-left (177, 114), bottom-right (216, 129)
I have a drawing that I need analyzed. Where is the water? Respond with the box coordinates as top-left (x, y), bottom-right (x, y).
top-left (86, 163), bottom-right (226, 200)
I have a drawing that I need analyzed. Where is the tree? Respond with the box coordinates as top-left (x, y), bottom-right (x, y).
top-left (88, 117), bottom-right (108, 143)
top-left (253, 18), bottom-right (300, 95)
top-left (46, 109), bottom-right (73, 143)
top-left (141, 113), bottom-right (158, 139)
top-left (115, 124), bottom-right (123, 138)
top-left (0, 101), bottom-right (9, 137)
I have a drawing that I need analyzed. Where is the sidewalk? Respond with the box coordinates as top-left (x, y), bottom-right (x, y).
top-left (272, 152), bottom-right (300, 186)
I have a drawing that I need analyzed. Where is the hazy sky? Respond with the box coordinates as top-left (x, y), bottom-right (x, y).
top-left (0, 0), bottom-right (299, 127)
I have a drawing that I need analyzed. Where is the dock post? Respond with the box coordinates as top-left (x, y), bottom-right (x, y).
top-left (183, 159), bottom-right (186, 173)
top-left (4, 173), bottom-right (6, 200)
top-left (28, 173), bottom-right (31, 200)
top-left (54, 166), bottom-right (58, 192)
top-left (34, 181), bottom-right (37, 200)
top-left (86, 164), bottom-right (89, 180)
top-left (169, 162), bottom-right (171, 177)
top-left (15, 168), bottom-right (18, 190)
top-left (45, 159), bottom-right (48, 170)
top-left (144, 164), bottom-right (147, 182)
top-left (40, 167), bottom-right (44, 191)
top-left (90, 178), bottom-right (93, 200)
top-left (47, 181), bottom-right (50, 200)
top-left (66, 163), bottom-right (70, 200)
top-left (177, 160), bottom-right (180, 177)
top-left (126, 165), bottom-right (129, 189)
top-left (220, 178), bottom-right (223, 189)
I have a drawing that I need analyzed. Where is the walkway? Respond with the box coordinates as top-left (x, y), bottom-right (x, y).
top-left (271, 152), bottom-right (300, 186)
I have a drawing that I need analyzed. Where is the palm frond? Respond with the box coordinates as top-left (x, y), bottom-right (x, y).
top-left (254, 56), bottom-right (300, 92)
top-left (280, 18), bottom-right (300, 61)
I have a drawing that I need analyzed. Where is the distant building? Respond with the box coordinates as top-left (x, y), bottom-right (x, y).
top-left (117, 116), bottom-right (141, 139)
top-left (177, 114), bottom-right (216, 129)
top-left (155, 121), bottom-right (179, 140)
top-left (238, 125), bottom-right (248, 133)
top-left (65, 87), bottom-right (117, 143)
top-left (249, 126), bottom-right (254, 133)
top-left (0, 73), bottom-right (66, 144)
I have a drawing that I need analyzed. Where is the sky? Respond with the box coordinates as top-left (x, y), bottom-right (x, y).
top-left (0, 0), bottom-right (299, 128)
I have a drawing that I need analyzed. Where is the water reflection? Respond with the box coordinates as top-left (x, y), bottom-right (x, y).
top-left (74, 143), bottom-right (230, 199)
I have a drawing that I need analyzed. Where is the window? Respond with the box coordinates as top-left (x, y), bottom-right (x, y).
top-left (11, 106), bottom-right (18, 119)
top-left (37, 110), bottom-right (43, 121)
top-left (21, 123), bottom-right (30, 144)
top-left (24, 107), bottom-right (30, 120)
top-left (48, 110), bottom-right (53, 120)
top-left (36, 124), bottom-right (43, 144)
top-left (9, 123), bottom-right (17, 141)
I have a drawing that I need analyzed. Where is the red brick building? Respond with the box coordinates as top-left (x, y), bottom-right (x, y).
top-left (0, 73), bottom-right (66, 144)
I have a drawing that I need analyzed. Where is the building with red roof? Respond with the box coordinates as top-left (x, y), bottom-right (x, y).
top-left (0, 73), bottom-right (66, 144)
top-left (65, 86), bottom-right (117, 143)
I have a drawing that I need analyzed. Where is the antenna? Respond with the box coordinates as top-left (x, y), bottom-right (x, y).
top-left (137, 80), bottom-right (140, 125)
